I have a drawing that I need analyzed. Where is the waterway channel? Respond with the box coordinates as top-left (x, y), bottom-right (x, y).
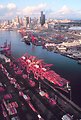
top-left (0, 30), bottom-right (81, 108)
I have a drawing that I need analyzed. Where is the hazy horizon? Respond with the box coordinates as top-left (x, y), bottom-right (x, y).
top-left (0, 0), bottom-right (81, 20)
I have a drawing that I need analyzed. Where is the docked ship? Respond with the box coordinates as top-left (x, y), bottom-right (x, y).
top-left (0, 41), bottom-right (81, 120)
top-left (22, 35), bottom-right (31, 45)
top-left (19, 28), bottom-right (45, 46)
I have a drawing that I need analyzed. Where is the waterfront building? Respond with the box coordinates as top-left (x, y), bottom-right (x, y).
top-left (61, 40), bottom-right (81, 47)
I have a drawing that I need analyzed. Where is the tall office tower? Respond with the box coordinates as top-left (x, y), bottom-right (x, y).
top-left (40, 11), bottom-right (45, 26)
top-left (23, 16), bottom-right (30, 27)
top-left (8, 20), bottom-right (10, 25)
top-left (14, 16), bottom-right (20, 28)
top-left (15, 16), bottom-right (20, 24)
top-left (30, 17), bottom-right (31, 23)
top-left (19, 17), bottom-right (23, 26)
top-left (26, 17), bottom-right (30, 24)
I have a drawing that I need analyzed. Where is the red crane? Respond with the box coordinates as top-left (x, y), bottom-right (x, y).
top-left (18, 53), bottom-right (69, 88)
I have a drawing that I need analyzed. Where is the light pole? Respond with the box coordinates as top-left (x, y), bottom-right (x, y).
top-left (66, 82), bottom-right (72, 100)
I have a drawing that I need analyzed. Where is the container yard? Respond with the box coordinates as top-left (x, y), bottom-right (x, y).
top-left (0, 41), bottom-right (81, 120)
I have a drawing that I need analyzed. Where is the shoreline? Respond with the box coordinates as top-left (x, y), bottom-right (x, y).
top-left (42, 44), bottom-right (81, 65)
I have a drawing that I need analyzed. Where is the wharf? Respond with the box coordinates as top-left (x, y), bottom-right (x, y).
top-left (0, 52), bottom-right (81, 120)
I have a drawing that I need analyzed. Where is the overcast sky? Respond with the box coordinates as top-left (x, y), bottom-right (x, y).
top-left (0, 0), bottom-right (81, 20)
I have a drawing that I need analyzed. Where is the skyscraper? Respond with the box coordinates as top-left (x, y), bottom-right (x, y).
top-left (26, 17), bottom-right (30, 25)
top-left (14, 16), bottom-right (20, 28)
top-left (23, 16), bottom-right (30, 28)
top-left (15, 16), bottom-right (20, 24)
top-left (40, 11), bottom-right (45, 26)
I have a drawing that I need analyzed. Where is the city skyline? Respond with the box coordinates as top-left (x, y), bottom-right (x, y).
top-left (0, 0), bottom-right (81, 20)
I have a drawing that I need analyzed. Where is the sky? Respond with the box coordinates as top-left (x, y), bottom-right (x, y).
top-left (0, 0), bottom-right (81, 20)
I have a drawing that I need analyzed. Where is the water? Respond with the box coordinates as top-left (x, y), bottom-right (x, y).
top-left (0, 30), bottom-right (81, 107)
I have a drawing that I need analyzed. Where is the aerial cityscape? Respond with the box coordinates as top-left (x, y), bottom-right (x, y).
top-left (0, 0), bottom-right (81, 120)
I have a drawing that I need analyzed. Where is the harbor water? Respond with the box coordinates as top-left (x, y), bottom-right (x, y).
top-left (0, 30), bottom-right (81, 108)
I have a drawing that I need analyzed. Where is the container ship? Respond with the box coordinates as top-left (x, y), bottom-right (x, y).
top-left (0, 41), bottom-right (81, 120)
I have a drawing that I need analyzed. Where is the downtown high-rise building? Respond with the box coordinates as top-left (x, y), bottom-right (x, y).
top-left (23, 16), bottom-right (30, 27)
top-left (40, 11), bottom-right (45, 26)
top-left (12, 16), bottom-right (20, 28)
top-left (15, 16), bottom-right (20, 24)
